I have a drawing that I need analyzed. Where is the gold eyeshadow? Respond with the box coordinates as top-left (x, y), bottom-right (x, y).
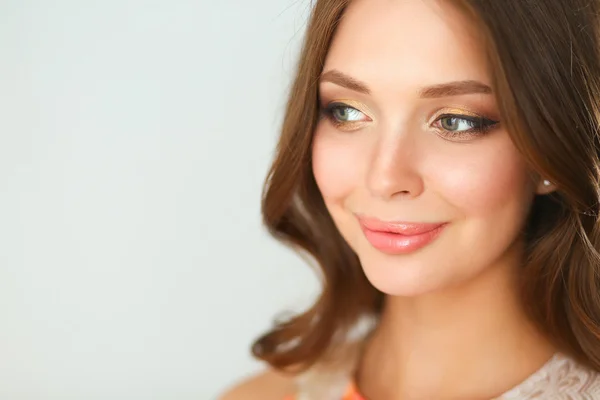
top-left (327, 99), bottom-right (374, 118)
top-left (320, 100), bottom-right (499, 139)
top-left (428, 107), bottom-right (500, 141)
top-left (428, 107), bottom-right (491, 123)
top-left (321, 99), bottom-right (373, 132)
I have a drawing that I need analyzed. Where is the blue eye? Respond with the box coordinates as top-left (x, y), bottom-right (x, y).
top-left (324, 103), bottom-right (369, 124)
top-left (330, 106), bottom-right (364, 122)
top-left (435, 114), bottom-right (499, 136)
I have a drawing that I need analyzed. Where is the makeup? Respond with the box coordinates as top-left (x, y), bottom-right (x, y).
top-left (428, 107), bottom-right (500, 141)
top-left (356, 215), bottom-right (448, 255)
top-left (320, 98), bottom-right (373, 132)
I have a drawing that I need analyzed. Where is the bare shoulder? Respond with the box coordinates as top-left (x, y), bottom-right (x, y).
top-left (219, 369), bottom-right (296, 400)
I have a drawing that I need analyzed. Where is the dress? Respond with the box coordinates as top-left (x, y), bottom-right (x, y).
top-left (285, 352), bottom-right (600, 399)
top-left (283, 315), bottom-right (600, 399)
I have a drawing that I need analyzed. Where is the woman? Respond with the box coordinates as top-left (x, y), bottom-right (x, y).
top-left (222, 0), bottom-right (600, 398)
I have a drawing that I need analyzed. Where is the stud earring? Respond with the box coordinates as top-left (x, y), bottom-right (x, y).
top-left (543, 179), bottom-right (552, 187)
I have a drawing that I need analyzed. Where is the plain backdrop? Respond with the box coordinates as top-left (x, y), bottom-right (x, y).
top-left (0, 1), bottom-right (320, 398)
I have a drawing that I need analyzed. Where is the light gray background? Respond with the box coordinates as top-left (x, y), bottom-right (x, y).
top-left (0, 1), bottom-right (319, 398)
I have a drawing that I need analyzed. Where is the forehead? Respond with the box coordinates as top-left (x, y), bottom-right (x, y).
top-left (323, 0), bottom-right (490, 92)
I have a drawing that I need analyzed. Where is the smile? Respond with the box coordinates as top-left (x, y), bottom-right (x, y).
top-left (356, 215), bottom-right (448, 255)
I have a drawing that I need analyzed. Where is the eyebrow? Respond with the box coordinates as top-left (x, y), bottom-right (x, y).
top-left (320, 70), bottom-right (371, 94)
top-left (319, 69), bottom-right (493, 98)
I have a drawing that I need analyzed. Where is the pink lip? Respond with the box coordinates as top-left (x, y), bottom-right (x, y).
top-left (357, 215), bottom-right (447, 255)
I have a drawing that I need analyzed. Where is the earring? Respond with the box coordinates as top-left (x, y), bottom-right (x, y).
top-left (543, 179), bottom-right (552, 187)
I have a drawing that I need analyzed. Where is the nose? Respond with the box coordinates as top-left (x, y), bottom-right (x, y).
top-left (365, 130), bottom-right (425, 200)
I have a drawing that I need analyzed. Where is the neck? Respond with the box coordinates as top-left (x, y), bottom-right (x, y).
top-left (357, 241), bottom-right (556, 399)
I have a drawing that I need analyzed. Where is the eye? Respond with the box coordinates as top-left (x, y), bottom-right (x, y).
top-left (433, 114), bottom-right (499, 139)
top-left (324, 102), bottom-right (370, 124)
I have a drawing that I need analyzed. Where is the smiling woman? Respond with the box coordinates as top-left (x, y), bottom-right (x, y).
top-left (221, 0), bottom-right (600, 399)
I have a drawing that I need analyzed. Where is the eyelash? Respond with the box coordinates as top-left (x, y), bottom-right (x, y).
top-left (321, 103), bottom-right (369, 128)
top-left (321, 103), bottom-right (499, 138)
top-left (432, 113), bottom-right (499, 138)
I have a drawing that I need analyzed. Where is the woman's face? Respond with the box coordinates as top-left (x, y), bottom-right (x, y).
top-left (312, 0), bottom-right (549, 296)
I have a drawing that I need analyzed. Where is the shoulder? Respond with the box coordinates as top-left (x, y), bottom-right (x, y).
top-left (219, 369), bottom-right (296, 400)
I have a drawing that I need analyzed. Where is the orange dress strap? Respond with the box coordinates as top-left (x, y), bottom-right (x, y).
top-left (284, 381), bottom-right (365, 400)
top-left (343, 381), bottom-right (365, 399)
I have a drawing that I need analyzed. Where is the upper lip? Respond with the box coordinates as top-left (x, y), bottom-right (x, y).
top-left (357, 215), bottom-right (447, 235)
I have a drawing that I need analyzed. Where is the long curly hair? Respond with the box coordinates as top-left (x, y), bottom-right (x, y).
top-left (253, 0), bottom-right (600, 372)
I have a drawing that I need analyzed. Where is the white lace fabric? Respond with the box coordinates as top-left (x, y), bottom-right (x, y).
top-left (496, 352), bottom-right (600, 399)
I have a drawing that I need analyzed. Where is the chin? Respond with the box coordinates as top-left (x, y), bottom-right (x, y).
top-left (359, 254), bottom-right (447, 297)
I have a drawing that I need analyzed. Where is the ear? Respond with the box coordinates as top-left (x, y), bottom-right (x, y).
top-left (536, 179), bottom-right (557, 195)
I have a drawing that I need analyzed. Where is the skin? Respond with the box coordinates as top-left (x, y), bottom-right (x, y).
top-left (223, 0), bottom-right (558, 398)
top-left (312, 0), bottom-right (557, 399)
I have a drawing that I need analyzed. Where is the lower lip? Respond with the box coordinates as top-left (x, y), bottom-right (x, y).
top-left (360, 224), bottom-right (447, 255)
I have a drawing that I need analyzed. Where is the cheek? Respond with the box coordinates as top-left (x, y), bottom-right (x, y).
top-left (312, 125), bottom-right (534, 223)
top-left (311, 129), bottom-right (366, 203)
top-left (430, 135), bottom-right (534, 218)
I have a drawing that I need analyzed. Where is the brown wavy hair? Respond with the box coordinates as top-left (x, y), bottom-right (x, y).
top-left (253, 0), bottom-right (600, 372)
